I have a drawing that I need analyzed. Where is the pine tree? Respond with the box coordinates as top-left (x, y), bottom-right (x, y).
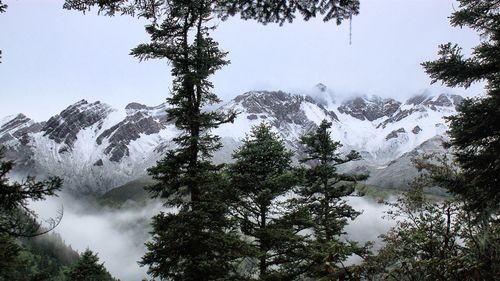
top-left (422, 0), bottom-right (500, 215)
top-left (130, 2), bottom-right (247, 280)
top-left (228, 124), bottom-right (305, 280)
top-left (0, 234), bottom-right (29, 281)
top-left (294, 119), bottom-right (369, 279)
top-left (65, 249), bottom-right (116, 281)
top-left (0, 148), bottom-right (62, 238)
top-left (420, 3), bottom-right (500, 277)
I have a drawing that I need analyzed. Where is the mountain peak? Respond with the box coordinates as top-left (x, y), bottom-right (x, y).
top-left (338, 95), bottom-right (401, 121)
top-left (125, 102), bottom-right (148, 111)
top-left (125, 102), bottom-right (167, 116)
top-left (0, 113), bottom-right (35, 136)
top-left (405, 92), bottom-right (431, 105)
top-left (0, 88), bottom-right (466, 194)
top-left (42, 100), bottom-right (113, 147)
top-left (315, 83), bottom-right (328, 92)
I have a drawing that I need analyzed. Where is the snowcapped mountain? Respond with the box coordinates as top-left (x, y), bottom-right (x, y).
top-left (0, 86), bottom-right (462, 194)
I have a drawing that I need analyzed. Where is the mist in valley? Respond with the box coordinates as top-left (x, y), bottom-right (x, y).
top-left (30, 192), bottom-right (164, 281)
top-left (29, 190), bottom-right (394, 281)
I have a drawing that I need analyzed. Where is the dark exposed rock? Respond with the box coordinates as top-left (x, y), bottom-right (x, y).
top-left (406, 93), bottom-right (464, 109)
top-left (423, 93), bottom-right (464, 109)
top-left (125, 102), bottom-right (167, 116)
top-left (96, 108), bottom-right (169, 162)
top-left (247, 114), bottom-right (258, 120)
top-left (338, 96), bottom-right (401, 121)
top-left (385, 128), bottom-right (406, 140)
top-left (450, 95), bottom-right (464, 109)
top-left (315, 83), bottom-right (327, 92)
top-left (93, 159), bottom-right (104, 166)
top-left (432, 94), bottom-right (453, 107)
top-left (234, 91), bottom-right (338, 125)
top-left (406, 93), bottom-right (430, 105)
top-left (0, 114), bottom-right (43, 146)
top-left (42, 100), bottom-right (112, 148)
top-left (125, 102), bottom-right (148, 111)
top-left (0, 114), bottom-right (43, 173)
top-left (0, 114), bottom-right (30, 135)
top-left (412, 126), bottom-right (422, 134)
top-left (379, 93), bottom-right (463, 129)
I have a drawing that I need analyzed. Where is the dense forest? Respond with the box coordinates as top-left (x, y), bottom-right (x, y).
top-left (1, 0), bottom-right (499, 280)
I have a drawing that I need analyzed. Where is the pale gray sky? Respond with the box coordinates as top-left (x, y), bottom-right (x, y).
top-left (0, 0), bottom-right (483, 121)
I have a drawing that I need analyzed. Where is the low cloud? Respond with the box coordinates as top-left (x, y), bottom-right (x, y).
top-left (30, 192), bottom-right (395, 280)
top-left (30, 193), bottom-right (163, 281)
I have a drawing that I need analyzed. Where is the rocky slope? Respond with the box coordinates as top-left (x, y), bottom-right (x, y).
top-left (0, 86), bottom-right (461, 194)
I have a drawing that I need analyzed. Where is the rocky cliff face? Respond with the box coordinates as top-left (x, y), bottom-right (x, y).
top-left (0, 87), bottom-right (461, 194)
top-left (42, 100), bottom-right (113, 150)
top-left (96, 103), bottom-right (169, 162)
top-left (338, 96), bottom-right (401, 121)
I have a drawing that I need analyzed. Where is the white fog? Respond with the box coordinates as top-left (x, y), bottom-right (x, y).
top-left (30, 192), bottom-right (394, 281)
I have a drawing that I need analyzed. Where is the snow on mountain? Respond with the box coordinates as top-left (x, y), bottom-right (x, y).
top-left (315, 90), bottom-right (461, 164)
top-left (0, 86), bottom-right (461, 194)
top-left (215, 91), bottom-right (334, 144)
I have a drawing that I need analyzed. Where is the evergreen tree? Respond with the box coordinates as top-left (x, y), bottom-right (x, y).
top-left (422, 0), bottom-right (500, 215)
top-left (229, 124), bottom-right (304, 280)
top-left (362, 165), bottom-right (500, 281)
top-left (0, 148), bottom-right (63, 237)
top-left (130, 2), bottom-right (247, 280)
top-left (140, 168), bottom-right (250, 280)
top-left (0, 234), bottom-right (29, 281)
top-left (419, 2), bottom-right (500, 277)
top-left (294, 119), bottom-right (369, 279)
top-left (362, 179), bottom-right (467, 281)
top-left (63, 1), bottom-right (360, 280)
top-left (0, 148), bottom-right (64, 280)
top-left (65, 249), bottom-right (116, 281)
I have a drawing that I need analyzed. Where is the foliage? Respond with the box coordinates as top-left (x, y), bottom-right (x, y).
top-left (367, 2), bottom-right (500, 279)
top-left (0, 234), bottom-right (29, 281)
top-left (140, 170), bottom-right (251, 281)
top-left (0, 231), bottom-right (80, 281)
top-left (22, 232), bottom-right (80, 280)
top-left (63, 0), bottom-right (359, 25)
top-left (422, 0), bottom-right (500, 214)
top-left (65, 249), bottom-right (116, 281)
top-left (0, 148), bottom-right (63, 237)
top-left (414, 2), bottom-right (500, 277)
top-left (293, 119), bottom-right (370, 279)
top-left (228, 124), bottom-right (305, 280)
top-left (362, 170), bottom-right (500, 281)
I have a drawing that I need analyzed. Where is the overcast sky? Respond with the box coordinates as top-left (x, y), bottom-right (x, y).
top-left (0, 0), bottom-right (484, 121)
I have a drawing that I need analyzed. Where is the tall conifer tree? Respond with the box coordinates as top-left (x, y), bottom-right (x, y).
top-left (422, 0), bottom-right (500, 215)
top-left (295, 119), bottom-right (369, 279)
top-left (421, 2), bottom-right (500, 275)
top-left (369, 2), bottom-right (500, 278)
top-left (65, 249), bottom-right (116, 281)
top-left (229, 124), bottom-right (304, 280)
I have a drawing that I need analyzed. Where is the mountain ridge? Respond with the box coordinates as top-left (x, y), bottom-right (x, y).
top-left (0, 86), bottom-right (460, 194)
